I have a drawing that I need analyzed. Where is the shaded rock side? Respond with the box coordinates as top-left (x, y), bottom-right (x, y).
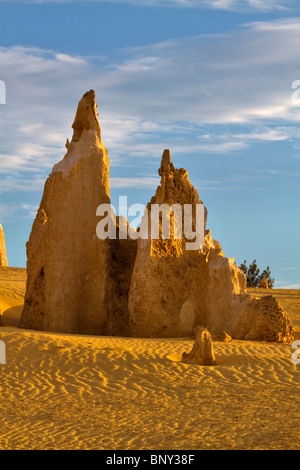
top-left (128, 150), bottom-right (294, 343)
top-left (106, 217), bottom-right (137, 336)
top-left (19, 90), bottom-right (135, 335)
top-left (0, 224), bottom-right (8, 267)
top-left (182, 326), bottom-right (216, 365)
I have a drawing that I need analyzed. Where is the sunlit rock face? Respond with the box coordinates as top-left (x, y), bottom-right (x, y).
top-left (19, 91), bottom-right (294, 343)
top-left (0, 224), bottom-right (8, 267)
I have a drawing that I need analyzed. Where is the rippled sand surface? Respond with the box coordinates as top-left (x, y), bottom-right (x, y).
top-left (0, 268), bottom-right (299, 449)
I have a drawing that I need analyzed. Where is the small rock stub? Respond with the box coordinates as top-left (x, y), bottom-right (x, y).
top-left (213, 331), bottom-right (232, 342)
top-left (259, 277), bottom-right (269, 289)
top-left (182, 326), bottom-right (216, 366)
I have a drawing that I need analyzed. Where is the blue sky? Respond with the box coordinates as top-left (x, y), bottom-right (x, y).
top-left (0, 0), bottom-right (300, 288)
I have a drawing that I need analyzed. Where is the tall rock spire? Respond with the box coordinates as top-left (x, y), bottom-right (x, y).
top-left (19, 91), bottom-right (112, 334)
top-left (0, 224), bottom-right (8, 267)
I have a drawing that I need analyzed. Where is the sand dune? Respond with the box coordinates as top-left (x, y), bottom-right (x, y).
top-left (0, 268), bottom-right (299, 450)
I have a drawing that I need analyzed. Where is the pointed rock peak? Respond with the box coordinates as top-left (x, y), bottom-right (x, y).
top-left (53, 90), bottom-right (108, 176)
top-left (162, 149), bottom-right (171, 168)
top-left (71, 90), bottom-right (101, 143)
top-left (159, 149), bottom-right (172, 175)
top-left (0, 223), bottom-right (8, 267)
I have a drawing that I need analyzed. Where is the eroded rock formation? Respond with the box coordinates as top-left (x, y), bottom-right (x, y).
top-left (19, 91), bottom-right (135, 335)
top-left (128, 150), bottom-right (294, 343)
top-left (0, 224), bottom-right (8, 267)
top-left (19, 90), bottom-right (295, 343)
top-left (182, 326), bottom-right (216, 365)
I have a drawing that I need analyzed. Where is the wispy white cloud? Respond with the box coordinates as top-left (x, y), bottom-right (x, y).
top-left (110, 176), bottom-right (160, 189)
top-left (223, 128), bottom-right (295, 142)
top-left (0, 0), bottom-right (296, 12)
top-left (0, 202), bottom-right (38, 221)
top-left (0, 177), bottom-right (45, 194)
top-left (1, 18), bottom-right (300, 203)
top-left (55, 53), bottom-right (86, 65)
top-left (94, 19), bottom-right (300, 125)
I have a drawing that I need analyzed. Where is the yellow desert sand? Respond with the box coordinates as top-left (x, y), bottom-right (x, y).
top-left (0, 266), bottom-right (299, 450)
